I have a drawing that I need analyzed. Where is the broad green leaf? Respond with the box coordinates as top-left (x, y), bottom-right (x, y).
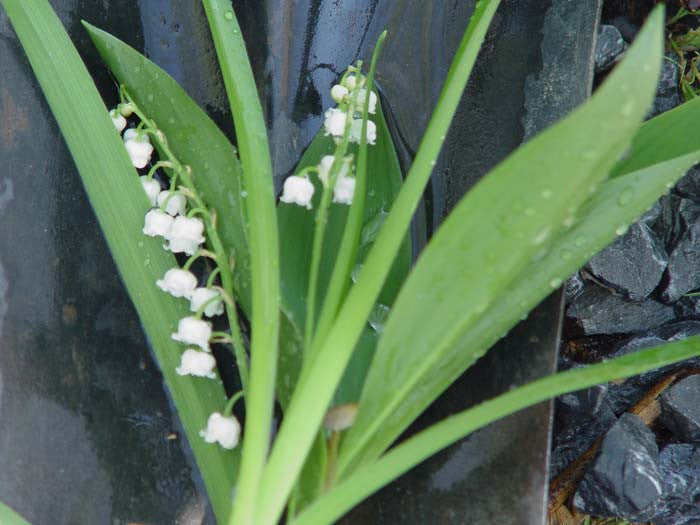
top-left (336, 7), bottom-right (665, 477)
top-left (276, 100), bottom-right (410, 406)
top-left (0, 502), bottom-right (29, 525)
top-left (253, 3), bottom-right (515, 523)
top-left (294, 337), bottom-right (700, 525)
top-left (276, 100), bottom-right (409, 514)
top-left (0, 2), bottom-right (237, 521)
top-left (83, 22), bottom-right (253, 313)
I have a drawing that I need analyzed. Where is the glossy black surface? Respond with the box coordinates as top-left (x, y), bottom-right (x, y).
top-left (0, 1), bottom-right (599, 523)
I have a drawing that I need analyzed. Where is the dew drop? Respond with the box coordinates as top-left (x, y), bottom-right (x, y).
top-left (615, 223), bottom-right (629, 236)
top-left (133, 66), bottom-right (141, 73)
top-left (574, 235), bottom-right (586, 247)
top-left (241, 190), bottom-right (248, 198)
top-left (524, 207), bottom-right (535, 216)
top-left (224, 10), bottom-right (234, 20)
top-left (561, 249), bottom-right (572, 260)
top-left (549, 277), bottom-right (563, 289)
top-left (168, 117), bottom-right (176, 124)
top-left (368, 303), bottom-right (391, 334)
top-left (540, 188), bottom-right (552, 199)
top-left (147, 93), bottom-right (154, 102)
top-left (531, 226), bottom-right (551, 245)
top-left (351, 263), bottom-right (363, 283)
top-left (617, 187), bottom-right (633, 206)
top-left (137, 241), bottom-right (144, 247)
top-left (620, 100), bottom-right (635, 117)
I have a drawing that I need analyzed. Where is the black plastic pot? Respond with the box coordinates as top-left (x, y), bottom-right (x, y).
top-left (0, 1), bottom-right (599, 523)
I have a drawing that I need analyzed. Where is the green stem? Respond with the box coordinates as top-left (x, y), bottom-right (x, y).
top-left (183, 249), bottom-right (217, 271)
top-left (311, 31), bottom-right (386, 357)
top-left (291, 337), bottom-right (700, 525)
top-left (224, 390), bottom-right (246, 415)
top-left (146, 160), bottom-right (173, 180)
top-left (195, 294), bottom-right (224, 319)
top-left (207, 267), bottom-right (222, 288)
top-left (202, 3), bottom-right (280, 525)
top-left (304, 104), bottom-right (357, 351)
top-left (253, 3), bottom-right (501, 523)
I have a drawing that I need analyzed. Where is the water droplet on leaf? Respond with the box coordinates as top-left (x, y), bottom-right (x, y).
top-left (617, 187), bottom-right (633, 206)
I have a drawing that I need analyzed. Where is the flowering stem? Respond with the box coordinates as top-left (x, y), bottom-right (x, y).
top-left (311, 32), bottom-right (386, 359)
top-left (123, 90), bottom-right (250, 394)
top-left (304, 86), bottom-right (361, 351)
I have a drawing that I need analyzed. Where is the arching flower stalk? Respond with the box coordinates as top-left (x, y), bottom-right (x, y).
top-left (108, 89), bottom-right (251, 449)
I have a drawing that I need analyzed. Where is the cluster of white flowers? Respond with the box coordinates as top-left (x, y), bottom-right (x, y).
top-left (113, 101), bottom-right (240, 450)
top-left (280, 70), bottom-right (379, 210)
top-left (200, 412), bottom-right (241, 449)
top-left (324, 74), bottom-right (377, 145)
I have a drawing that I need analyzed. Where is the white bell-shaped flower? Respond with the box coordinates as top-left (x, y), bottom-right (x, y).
top-left (176, 349), bottom-right (217, 379)
top-left (123, 128), bottom-right (154, 169)
top-left (200, 412), bottom-right (241, 450)
top-left (156, 190), bottom-right (187, 216)
top-left (140, 176), bottom-right (161, 206)
top-left (143, 209), bottom-right (174, 238)
top-left (355, 89), bottom-right (378, 114)
top-left (190, 287), bottom-right (225, 317)
top-left (330, 84), bottom-right (349, 104)
top-left (172, 316), bottom-right (212, 352)
top-left (109, 108), bottom-right (127, 133)
top-left (333, 176), bottom-right (356, 205)
top-left (156, 268), bottom-right (198, 299)
top-left (324, 108), bottom-right (347, 138)
top-left (317, 155), bottom-right (350, 187)
top-left (167, 216), bottom-right (206, 255)
top-left (118, 102), bottom-right (135, 117)
top-left (280, 175), bottom-right (314, 209)
top-left (350, 119), bottom-right (377, 145)
top-left (343, 75), bottom-right (357, 91)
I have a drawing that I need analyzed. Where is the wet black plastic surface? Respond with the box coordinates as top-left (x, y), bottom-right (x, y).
top-left (0, 0), bottom-right (599, 523)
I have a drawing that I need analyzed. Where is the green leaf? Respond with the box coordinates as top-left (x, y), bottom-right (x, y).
top-left (0, 1), bottom-right (237, 522)
top-left (293, 337), bottom-right (700, 525)
top-left (276, 99), bottom-right (409, 515)
top-left (0, 502), bottom-right (29, 525)
top-left (336, 7), bottom-right (666, 477)
top-left (612, 94), bottom-right (700, 177)
top-left (83, 22), bottom-right (253, 312)
top-left (254, 2), bottom-right (506, 523)
top-left (200, 4), bottom-right (281, 525)
top-left (276, 101), bottom-right (410, 406)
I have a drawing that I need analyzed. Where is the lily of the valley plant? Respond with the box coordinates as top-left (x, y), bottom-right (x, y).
top-left (4, 1), bottom-right (700, 524)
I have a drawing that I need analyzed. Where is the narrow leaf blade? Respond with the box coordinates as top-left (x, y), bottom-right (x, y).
top-left (1, 2), bottom-right (238, 521)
